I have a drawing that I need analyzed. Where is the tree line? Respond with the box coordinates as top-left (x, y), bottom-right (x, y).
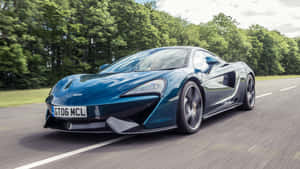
top-left (1, 0), bottom-right (300, 89)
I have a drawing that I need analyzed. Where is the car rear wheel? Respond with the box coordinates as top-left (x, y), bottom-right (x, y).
top-left (241, 74), bottom-right (255, 110)
top-left (177, 81), bottom-right (203, 134)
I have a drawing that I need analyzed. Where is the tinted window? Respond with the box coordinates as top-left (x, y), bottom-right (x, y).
top-left (102, 48), bottom-right (188, 73)
top-left (193, 51), bottom-right (209, 72)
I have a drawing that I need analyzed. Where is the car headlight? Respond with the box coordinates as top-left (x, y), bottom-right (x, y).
top-left (123, 79), bottom-right (166, 96)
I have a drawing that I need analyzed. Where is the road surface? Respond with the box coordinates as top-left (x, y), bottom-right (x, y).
top-left (1, 78), bottom-right (300, 169)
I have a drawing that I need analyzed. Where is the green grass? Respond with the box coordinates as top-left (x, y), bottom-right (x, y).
top-left (256, 75), bottom-right (300, 81)
top-left (0, 88), bottom-right (50, 107)
top-left (0, 75), bottom-right (300, 108)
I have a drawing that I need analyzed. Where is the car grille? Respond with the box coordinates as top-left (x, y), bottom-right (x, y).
top-left (49, 96), bottom-right (159, 124)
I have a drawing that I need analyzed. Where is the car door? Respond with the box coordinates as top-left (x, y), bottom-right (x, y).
top-left (193, 50), bottom-right (238, 113)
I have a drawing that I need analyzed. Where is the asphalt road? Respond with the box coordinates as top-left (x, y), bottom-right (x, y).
top-left (1, 78), bottom-right (300, 169)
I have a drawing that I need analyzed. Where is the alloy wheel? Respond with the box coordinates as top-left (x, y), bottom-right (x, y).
top-left (183, 85), bottom-right (203, 130)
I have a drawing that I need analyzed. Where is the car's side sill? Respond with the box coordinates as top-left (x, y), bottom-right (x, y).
top-left (203, 103), bottom-right (242, 119)
top-left (120, 125), bottom-right (178, 135)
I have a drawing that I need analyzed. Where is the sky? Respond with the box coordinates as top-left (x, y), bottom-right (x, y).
top-left (152, 0), bottom-right (300, 37)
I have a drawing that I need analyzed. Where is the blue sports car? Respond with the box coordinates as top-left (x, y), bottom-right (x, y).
top-left (44, 46), bottom-right (255, 134)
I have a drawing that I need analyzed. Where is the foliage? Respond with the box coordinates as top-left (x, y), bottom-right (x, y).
top-left (0, 0), bottom-right (300, 89)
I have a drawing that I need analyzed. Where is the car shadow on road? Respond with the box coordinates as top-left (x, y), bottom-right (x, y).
top-left (18, 109), bottom-right (245, 152)
top-left (18, 131), bottom-right (119, 152)
top-left (202, 108), bottom-right (245, 129)
top-left (111, 108), bottom-right (246, 146)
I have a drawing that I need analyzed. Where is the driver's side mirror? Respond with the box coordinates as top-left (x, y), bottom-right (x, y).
top-left (205, 57), bottom-right (220, 74)
top-left (206, 57), bottom-right (219, 65)
top-left (99, 64), bottom-right (110, 71)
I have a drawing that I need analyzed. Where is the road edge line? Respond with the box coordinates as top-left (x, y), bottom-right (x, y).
top-left (280, 85), bottom-right (297, 92)
top-left (15, 136), bottom-right (133, 169)
top-left (256, 92), bottom-right (272, 99)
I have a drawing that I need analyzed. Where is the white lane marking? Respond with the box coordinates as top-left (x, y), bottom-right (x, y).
top-left (256, 92), bottom-right (272, 99)
top-left (0, 127), bottom-right (10, 131)
top-left (294, 152), bottom-right (300, 160)
top-left (15, 136), bottom-right (133, 169)
top-left (248, 145), bottom-right (257, 153)
top-left (280, 85), bottom-right (297, 92)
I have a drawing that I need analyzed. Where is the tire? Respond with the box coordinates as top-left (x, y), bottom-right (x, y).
top-left (241, 74), bottom-right (255, 110)
top-left (177, 81), bottom-right (203, 134)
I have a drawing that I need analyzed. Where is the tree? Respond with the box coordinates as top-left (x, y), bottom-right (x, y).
top-left (109, 0), bottom-right (161, 58)
top-left (1, 1), bottom-right (300, 89)
top-left (210, 13), bottom-right (251, 62)
top-left (0, 0), bottom-right (29, 88)
top-left (247, 25), bottom-right (285, 75)
top-left (282, 38), bottom-right (300, 74)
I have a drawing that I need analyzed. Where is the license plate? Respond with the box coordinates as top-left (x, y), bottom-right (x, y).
top-left (52, 106), bottom-right (87, 118)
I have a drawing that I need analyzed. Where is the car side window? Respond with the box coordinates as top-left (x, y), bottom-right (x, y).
top-left (193, 51), bottom-right (209, 72)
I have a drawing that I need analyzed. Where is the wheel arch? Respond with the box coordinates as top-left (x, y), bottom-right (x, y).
top-left (249, 72), bottom-right (255, 83)
top-left (179, 76), bottom-right (206, 111)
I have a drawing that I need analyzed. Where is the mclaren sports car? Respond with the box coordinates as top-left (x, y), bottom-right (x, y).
top-left (44, 46), bottom-right (255, 134)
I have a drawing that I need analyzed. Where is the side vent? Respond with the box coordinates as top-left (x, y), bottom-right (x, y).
top-left (223, 71), bottom-right (236, 88)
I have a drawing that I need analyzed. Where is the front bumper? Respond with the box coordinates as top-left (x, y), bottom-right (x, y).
top-left (44, 116), bottom-right (176, 134)
top-left (44, 95), bottom-right (176, 134)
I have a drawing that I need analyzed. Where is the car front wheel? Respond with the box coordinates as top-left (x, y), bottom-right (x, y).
top-left (177, 81), bottom-right (203, 134)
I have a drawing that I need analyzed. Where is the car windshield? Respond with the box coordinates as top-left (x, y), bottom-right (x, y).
top-left (101, 48), bottom-right (188, 73)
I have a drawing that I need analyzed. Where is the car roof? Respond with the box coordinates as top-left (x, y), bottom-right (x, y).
top-left (157, 46), bottom-right (209, 52)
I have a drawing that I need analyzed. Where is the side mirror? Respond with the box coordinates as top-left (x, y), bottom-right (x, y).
top-left (99, 64), bottom-right (110, 71)
top-left (205, 57), bottom-right (219, 74)
top-left (206, 57), bottom-right (219, 65)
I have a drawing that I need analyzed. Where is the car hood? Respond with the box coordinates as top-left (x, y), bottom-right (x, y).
top-left (48, 71), bottom-right (170, 106)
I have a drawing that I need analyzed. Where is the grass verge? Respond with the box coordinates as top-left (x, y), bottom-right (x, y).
top-left (0, 88), bottom-right (50, 107)
top-left (256, 75), bottom-right (300, 81)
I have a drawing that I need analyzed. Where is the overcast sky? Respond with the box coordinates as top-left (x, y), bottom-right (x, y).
top-left (155, 0), bottom-right (300, 37)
